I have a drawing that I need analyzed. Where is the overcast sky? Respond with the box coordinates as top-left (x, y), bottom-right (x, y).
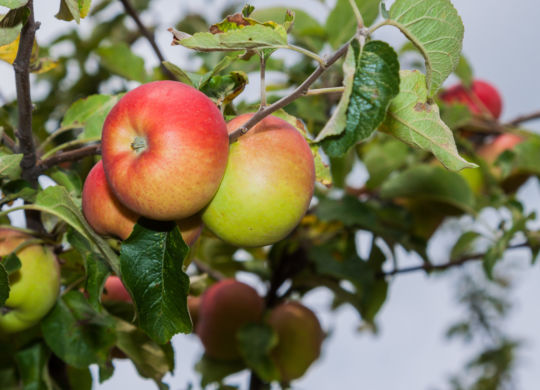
top-left (1, 0), bottom-right (540, 389)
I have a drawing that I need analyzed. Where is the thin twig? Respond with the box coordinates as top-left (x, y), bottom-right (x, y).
top-left (192, 258), bottom-right (226, 281)
top-left (119, 0), bottom-right (177, 80)
top-left (37, 124), bottom-right (81, 154)
top-left (1, 132), bottom-right (17, 152)
top-left (379, 242), bottom-right (530, 277)
top-left (228, 37), bottom-right (355, 143)
top-left (505, 110), bottom-right (540, 126)
top-left (40, 138), bottom-right (100, 160)
top-left (282, 44), bottom-right (324, 65)
top-left (37, 144), bottom-right (101, 172)
top-left (305, 86), bottom-right (345, 96)
top-left (348, 0), bottom-right (364, 28)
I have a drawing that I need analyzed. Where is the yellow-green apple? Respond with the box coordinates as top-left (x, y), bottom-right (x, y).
top-left (0, 229), bottom-right (60, 333)
top-left (202, 114), bottom-right (315, 247)
top-left (196, 279), bottom-right (264, 360)
top-left (266, 301), bottom-right (324, 382)
top-left (101, 80), bottom-right (229, 221)
top-left (440, 80), bottom-right (502, 119)
top-left (101, 275), bottom-right (131, 303)
top-left (82, 160), bottom-right (203, 245)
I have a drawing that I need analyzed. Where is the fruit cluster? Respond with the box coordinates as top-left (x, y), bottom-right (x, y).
top-left (82, 80), bottom-right (316, 248)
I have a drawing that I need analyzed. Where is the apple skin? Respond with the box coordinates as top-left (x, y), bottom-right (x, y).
top-left (196, 279), bottom-right (264, 360)
top-left (82, 160), bottom-right (203, 245)
top-left (478, 133), bottom-right (523, 164)
top-left (101, 80), bottom-right (229, 221)
top-left (0, 229), bottom-right (60, 334)
top-left (440, 80), bottom-right (502, 119)
top-left (101, 275), bottom-right (132, 303)
top-left (202, 113), bottom-right (315, 247)
top-left (266, 301), bottom-right (324, 382)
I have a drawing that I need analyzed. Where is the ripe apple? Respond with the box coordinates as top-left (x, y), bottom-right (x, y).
top-left (83, 160), bottom-right (203, 245)
top-left (266, 301), bottom-right (324, 382)
top-left (440, 80), bottom-right (502, 119)
top-left (101, 275), bottom-right (131, 303)
top-left (0, 229), bottom-right (60, 333)
top-left (202, 113), bottom-right (315, 247)
top-left (478, 133), bottom-right (523, 164)
top-left (101, 80), bottom-right (229, 221)
top-left (196, 279), bottom-right (264, 360)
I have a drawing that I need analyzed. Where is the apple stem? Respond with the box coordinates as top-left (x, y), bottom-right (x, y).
top-left (131, 136), bottom-right (148, 153)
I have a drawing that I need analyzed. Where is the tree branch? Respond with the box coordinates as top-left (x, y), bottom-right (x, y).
top-left (119, 0), bottom-right (177, 80)
top-left (37, 144), bottom-right (101, 172)
top-left (228, 37), bottom-right (354, 143)
top-left (505, 109), bottom-right (540, 127)
top-left (2, 132), bottom-right (17, 152)
top-left (192, 258), bottom-right (226, 281)
top-left (379, 242), bottom-right (530, 277)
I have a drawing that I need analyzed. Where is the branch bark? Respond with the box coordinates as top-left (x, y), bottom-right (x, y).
top-left (505, 109), bottom-right (540, 126)
top-left (119, 0), bottom-right (177, 80)
top-left (37, 144), bottom-right (101, 172)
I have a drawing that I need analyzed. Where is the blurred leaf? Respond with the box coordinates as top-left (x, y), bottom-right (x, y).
top-left (0, 0), bottom-right (28, 9)
top-left (66, 366), bottom-right (93, 390)
top-left (55, 0), bottom-right (91, 23)
top-left (319, 40), bottom-right (400, 157)
top-left (14, 342), bottom-right (51, 390)
top-left (440, 102), bottom-right (472, 129)
top-left (0, 24), bottom-right (21, 46)
top-left (380, 70), bottom-right (476, 171)
top-left (380, 165), bottom-right (475, 213)
top-left (317, 195), bottom-right (377, 228)
top-left (454, 55), bottom-right (473, 88)
top-left (450, 231), bottom-right (481, 262)
top-left (326, 0), bottom-right (380, 48)
top-left (237, 323), bottom-right (280, 382)
top-left (329, 150), bottom-right (355, 189)
top-left (0, 6), bottom-right (29, 28)
top-left (120, 220), bottom-right (191, 344)
top-left (0, 180), bottom-right (36, 207)
top-left (161, 61), bottom-right (194, 86)
top-left (41, 291), bottom-right (116, 368)
top-left (388, 0), bottom-right (463, 96)
top-left (504, 138), bottom-right (540, 176)
top-left (62, 94), bottom-right (121, 141)
top-left (116, 319), bottom-right (175, 385)
top-left (195, 355), bottom-right (245, 387)
top-left (97, 43), bottom-right (147, 82)
top-left (362, 137), bottom-right (409, 189)
top-left (0, 262), bottom-right (8, 307)
top-left (1, 253), bottom-right (21, 274)
top-left (0, 367), bottom-right (18, 389)
top-left (0, 152), bottom-right (22, 180)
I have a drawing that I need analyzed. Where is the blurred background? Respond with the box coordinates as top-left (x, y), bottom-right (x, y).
top-left (1, 0), bottom-right (539, 389)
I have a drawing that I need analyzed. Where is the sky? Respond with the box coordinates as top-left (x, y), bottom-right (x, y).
top-left (1, 0), bottom-right (540, 389)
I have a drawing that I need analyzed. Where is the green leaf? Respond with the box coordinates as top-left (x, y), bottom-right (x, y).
top-left (440, 102), bottom-right (472, 129)
top-left (66, 366), bottom-right (93, 390)
top-left (454, 55), bottom-right (473, 88)
top-left (195, 355), bottom-right (245, 387)
top-left (317, 195), bottom-right (377, 228)
top-left (362, 137), bottom-right (409, 189)
top-left (169, 23), bottom-right (287, 52)
top-left (1, 253), bottom-right (21, 274)
top-left (380, 165), bottom-right (475, 213)
top-left (0, 6), bottom-right (29, 28)
top-left (41, 291), bottom-right (116, 368)
top-left (14, 342), bottom-right (50, 390)
top-left (326, 0), bottom-right (380, 48)
top-left (120, 220), bottom-right (191, 344)
top-left (504, 138), bottom-right (540, 176)
top-left (237, 323), bottom-right (280, 382)
top-left (0, 180), bottom-right (37, 207)
top-left (0, 152), bottom-right (23, 180)
top-left (62, 94), bottom-right (121, 141)
top-left (0, 24), bottom-right (21, 46)
top-left (450, 231), bottom-right (481, 262)
top-left (379, 70), bottom-right (476, 171)
top-left (48, 168), bottom-right (82, 197)
top-left (161, 61), bottom-right (194, 86)
top-left (0, 262), bottom-right (9, 307)
top-left (199, 71), bottom-right (248, 106)
top-left (116, 319), bottom-right (175, 385)
top-left (97, 43), bottom-right (147, 82)
top-left (0, 0), bottom-right (28, 9)
top-left (329, 150), bottom-right (355, 189)
top-left (388, 0), bottom-right (464, 96)
top-left (318, 40), bottom-right (400, 157)
top-left (55, 0), bottom-right (91, 23)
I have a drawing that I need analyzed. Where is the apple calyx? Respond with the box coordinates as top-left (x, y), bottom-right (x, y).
top-left (131, 136), bottom-right (148, 154)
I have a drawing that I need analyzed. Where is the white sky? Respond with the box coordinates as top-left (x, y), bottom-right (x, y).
top-left (1, 0), bottom-right (540, 389)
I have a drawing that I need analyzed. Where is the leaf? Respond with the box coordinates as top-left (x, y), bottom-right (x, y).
top-left (0, 24), bottom-right (21, 46)
top-left (440, 102), bottom-right (472, 129)
top-left (48, 168), bottom-right (83, 197)
top-left (97, 43), bottom-right (147, 82)
top-left (318, 40), bottom-right (400, 157)
top-left (199, 71), bottom-right (248, 106)
top-left (1, 253), bottom-right (21, 274)
top-left (55, 0), bottom-right (91, 23)
top-left (380, 165), bottom-right (475, 213)
top-left (0, 152), bottom-right (22, 180)
top-left (454, 55), bottom-right (473, 88)
top-left (362, 137), bottom-right (409, 189)
top-left (0, 6), bottom-right (29, 28)
top-left (62, 94), bottom-right (121, 141)
top-left (0, 0), bottom-right (28, 9)
top-left (326, 0), bottom-right (380, 48)
top-left (450, 231), bottom-right (481, 262)
top-left (195, 355), bottom-right (245, 387)
top-left (0, 262), bottom-right (9, 307)
top-left (169, 23), bottom-right (287, 52)
top-left (66, 366), bottom-right (93, 390)
top-left (388, 0), bottom-right (464, 96)
top-left (237, 323), bottom-right (280, 382)
top-left (41, 291), bottom-right (116, 368)
top-left (161, 61), bottom-right (194, 86)
top-left (115, 319), bottom-right (175, 385)
top-left (0, 180), bottom-right (36, 207)
top-left (120, 220), bottom-right (191, 344)
top-left (14, 342), bottom-right (50, 390)
top-left (379, 70), bottom-right (476, 171)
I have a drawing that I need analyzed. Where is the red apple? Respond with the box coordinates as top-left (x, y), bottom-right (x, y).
top-left (440, 80), bottom-right (502, 119)
top-left (196, 279), bottom-right (264, 360)
top-left (83, 160), bottom-right (203, 245)
top-left (478, 133), bottom-right (523, 164)
top-left (101, 275), bottom-right (131, 303)
top-left (202, 114), bottom-right (315, 247)
top-left (101, 81), bottom-right (229, 221)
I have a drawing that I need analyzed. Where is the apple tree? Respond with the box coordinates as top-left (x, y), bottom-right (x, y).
top-left (0, 0), bottom-right (539, 389)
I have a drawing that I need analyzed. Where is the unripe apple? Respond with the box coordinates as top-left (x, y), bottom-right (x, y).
top-left (196, 279), bottom-right (264, 360)
top-left (266, 301), bottom-right (324, 382)
top-left (440, 80), bottom-right (502, 119)
top-left (0, 229), bottom-right (60, 333)
top-left (82, 160), bottom-right (203, 245)
top-left (202, 114), bottom-right (315, 247)
top-left (101, 275), bottom-right (131, 303)
top-left (101, 80), bottom-right (229, 221)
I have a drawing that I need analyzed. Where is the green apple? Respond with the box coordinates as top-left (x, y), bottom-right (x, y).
top-left (202, 113), bottom-right (315, 247)
top-left (0, 229), bottom-right (60, 333)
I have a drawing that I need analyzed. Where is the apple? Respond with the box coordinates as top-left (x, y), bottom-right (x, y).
top-left (101, 80), bottom-right (229, 221)
top-left (0, 229), bottom-right (60, 333)
top-left (266, 301), bottom-right (324, 382)
top-left (83, 160), bottom-right (203, 245)
top-left (101, 275), bottom-right (132, 303)
top-left (196, 279), bottom-right (264, 360)
top-left (202, 113), bottom-right (315, 247)
top-left (478, 133), bottom-right (523, 164)
top-left (440, 80), bottom-right (502, 119)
